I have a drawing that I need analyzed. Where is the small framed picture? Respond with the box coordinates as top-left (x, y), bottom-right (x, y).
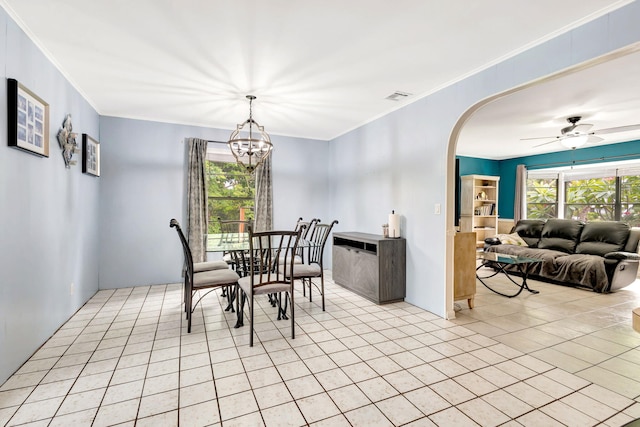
top-left (7, 78), bottom-right (49, 157)
top-left (82, 134), bottom-right (100, 177)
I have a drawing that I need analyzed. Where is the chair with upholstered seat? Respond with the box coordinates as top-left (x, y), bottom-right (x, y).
top-left (170, 219), bottom-right (240, 333)
top-left (235, 227), bottom-right (302, 346)
top-left (286, 220), bottom-right (338, 311)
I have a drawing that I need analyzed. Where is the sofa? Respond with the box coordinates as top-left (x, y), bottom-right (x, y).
top-left (484, 219), bottom-right (640, 293)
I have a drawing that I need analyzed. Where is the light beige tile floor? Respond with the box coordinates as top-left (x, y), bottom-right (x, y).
top-left (0, 269), bottom-right (639, 426)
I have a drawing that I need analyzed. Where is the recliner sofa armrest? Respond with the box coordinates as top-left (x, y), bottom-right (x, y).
top-left (604, 251), bottom-right (640, 261)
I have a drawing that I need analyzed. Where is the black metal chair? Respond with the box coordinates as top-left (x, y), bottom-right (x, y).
top-left (286, 220), bottom-right (338, 311)
top-left (235, 226), bottom-right (302, 346)
top-left (295, 217), bottom-right (319, 240)
top-left (170, 219), bottom-right (240, 333)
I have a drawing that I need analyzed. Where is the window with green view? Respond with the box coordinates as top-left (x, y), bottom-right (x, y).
top-left (526, 162), bottom-right (640, 227)
top-left (205, 145), bottom-right (255, 250)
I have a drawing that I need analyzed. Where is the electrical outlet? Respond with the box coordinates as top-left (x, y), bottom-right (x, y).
top-left (434, 203), bottom-right (441, 214)
top-left (70, 282), bottom-right (75, 296)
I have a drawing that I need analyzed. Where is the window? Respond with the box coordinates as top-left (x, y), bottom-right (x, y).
top-left (564, 176), bottom-right (616, 222)
top-left (205, 144), bottom-right (255, 249)
top-left (526, 177), bottom-right (557, 219)
top-left (526, 161), bottom-right (640, 227)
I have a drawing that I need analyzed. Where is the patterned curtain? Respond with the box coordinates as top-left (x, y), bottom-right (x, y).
top-left (187, 138), bottom-right (208, 262)
top-left (514, 164), bottom-right (527, 223)
top-left (254, 154), bottom-right (273, 232)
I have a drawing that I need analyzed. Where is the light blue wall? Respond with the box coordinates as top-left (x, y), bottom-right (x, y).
top-left (98, 117), bottom-right (330, 289)
top-left (0, 10), bottom-right (100, 383)
top-left (329, 2), bottom-right (640, 317)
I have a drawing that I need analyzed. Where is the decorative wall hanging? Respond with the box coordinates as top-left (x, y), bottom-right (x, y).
top-left (82, 134), bottom-right (100, 177)
top-left (7, 78), bottom-right (50, 157)
top-left (57, 114), bottom-right (80, 168)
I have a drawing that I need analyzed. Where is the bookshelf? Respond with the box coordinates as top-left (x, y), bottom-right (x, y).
top-left (459, 174), bottom-right (500, 247)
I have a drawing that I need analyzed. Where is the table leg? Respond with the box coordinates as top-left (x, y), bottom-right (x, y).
top-left (476, 261), bottom-right (539, 298)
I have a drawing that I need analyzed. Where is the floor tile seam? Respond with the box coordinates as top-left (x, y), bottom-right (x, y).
top-left (578, 357), bottom-right (640, 383)
top-left (131, 285), bottom-right (173, 426)
top-left (87, 285), bottom-right (153, 426)
top-left (558, 387), bottom-right (638, 421)
top-left (551, 342), bottom-right (628, 366)
top-left (1, 290), bottom-right (111, 390)
top-left (521, 393), bottom-right (608, 425)
top-left (200, 287), bottom-right (235, 426)
top-left (6, 290), bottom-right (141, 427)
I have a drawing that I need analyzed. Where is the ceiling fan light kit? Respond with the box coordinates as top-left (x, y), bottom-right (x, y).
top-left (560, 134), bottom-right (589, 149)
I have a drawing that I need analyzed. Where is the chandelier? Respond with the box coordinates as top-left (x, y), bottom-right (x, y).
top-left (228, 95), bottom-right (273, 173)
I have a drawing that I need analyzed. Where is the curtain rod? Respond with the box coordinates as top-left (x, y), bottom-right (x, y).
top-left (182, 138), bottom-right (227, 144)
top-left (527, 152), bottom-right (640, 169)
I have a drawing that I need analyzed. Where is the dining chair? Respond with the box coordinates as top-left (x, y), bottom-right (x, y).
top-left (286, 220), bottom-right (338, 311)
top-left (170, 219), bottom-right (240, 333)
top-left (295, 217), bottom-right (319, 239)
top-left (217, 218), bottom-right (252, 266)
top-left (235, 227), bottom-right (302, 346)
top-left (170, 222), bottom-right (229, 311)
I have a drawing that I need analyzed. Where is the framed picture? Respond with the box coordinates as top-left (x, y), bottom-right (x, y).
top-left (82, 134), bottom-right (100, 177)
top-left (7, 78), bottom-right (49, 157)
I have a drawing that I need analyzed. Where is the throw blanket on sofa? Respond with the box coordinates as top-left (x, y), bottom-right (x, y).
top-left (552, 254), bottom-right (610, 293)
top-left (486, 245), bottom-right (610, 292)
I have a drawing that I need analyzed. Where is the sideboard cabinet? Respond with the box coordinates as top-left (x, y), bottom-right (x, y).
top-left (332, 232), bottom-right (406, 304)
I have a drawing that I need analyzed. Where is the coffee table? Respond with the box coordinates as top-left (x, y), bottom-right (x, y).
top-left (476, 252), bottom-right (543, 298)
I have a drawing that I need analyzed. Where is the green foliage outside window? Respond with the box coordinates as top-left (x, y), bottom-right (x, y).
top-left (526, 173), bottom-right (640, 227)
top-left (206, 160), bottom-right (255, 234)
top-left (620, 175), bottom-right (640, 226)
top-left (526, 178), bottom-right (557, 219)
top-left (565, 177), bottom-right (616, 222)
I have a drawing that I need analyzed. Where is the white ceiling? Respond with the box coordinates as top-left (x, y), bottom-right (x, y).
top-left (2, 0), bottom-right (638, 153)
top-left (457, 48), bottom-right (640, 160)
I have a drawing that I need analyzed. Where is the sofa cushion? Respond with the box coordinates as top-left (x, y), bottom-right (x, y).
top-left (576, 221), bottom-right (630, 257)
top-left (513, 219), bottom-right (545, 247)
top-left (494, 232), bottom-right (528, 246)
top-left (537, 219), bottom-right (583, 254)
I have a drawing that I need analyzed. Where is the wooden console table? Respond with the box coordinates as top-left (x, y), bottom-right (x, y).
top-left (332, 232), bottom-right (406, 304)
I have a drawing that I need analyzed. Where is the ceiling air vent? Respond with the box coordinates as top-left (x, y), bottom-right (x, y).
top-left (385, 91), bottom-right (412, 101)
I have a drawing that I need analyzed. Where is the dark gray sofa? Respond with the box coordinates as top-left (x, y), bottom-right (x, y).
top-left (485, 219), bottom-right (640, 293)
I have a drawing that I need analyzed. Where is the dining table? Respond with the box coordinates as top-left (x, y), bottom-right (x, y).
top-left (205, 232), bottom-right (320, 327)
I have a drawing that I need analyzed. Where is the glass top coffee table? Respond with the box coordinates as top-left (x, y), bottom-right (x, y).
top-left (476, 252), bottom-right (543, 298)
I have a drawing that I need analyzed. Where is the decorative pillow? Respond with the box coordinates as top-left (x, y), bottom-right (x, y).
top-left (495, 233), bottom-right (528, 247)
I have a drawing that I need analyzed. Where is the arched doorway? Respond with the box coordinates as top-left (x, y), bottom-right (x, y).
top-left (444, 43), bottom-right (640, 318)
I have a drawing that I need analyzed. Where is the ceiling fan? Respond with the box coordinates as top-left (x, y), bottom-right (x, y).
top-left (522, 116), bottom-right (640, 149)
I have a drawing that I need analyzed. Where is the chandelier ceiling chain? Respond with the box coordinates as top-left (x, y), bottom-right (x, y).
top-left (227, 95), bottom-right (273, 173)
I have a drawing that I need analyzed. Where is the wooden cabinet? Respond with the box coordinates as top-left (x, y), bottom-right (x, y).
top-left (460, 174), bottom-right (500, 247)
top-left (454, 232), bottom-right (476, 308)
top-left (332, 232), bottom-right (406, 304)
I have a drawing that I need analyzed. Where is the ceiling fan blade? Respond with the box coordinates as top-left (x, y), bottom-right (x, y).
top-left (572, 123), bottom-right (593, 133)
top-left (587, 135), bottom-right (604, 143)
top-left (520, 136), bottom-right (559, 141)
top-left (532, 139), bottom-right (559, 148)
top-left (592, 124), bottom-right (640, 135)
